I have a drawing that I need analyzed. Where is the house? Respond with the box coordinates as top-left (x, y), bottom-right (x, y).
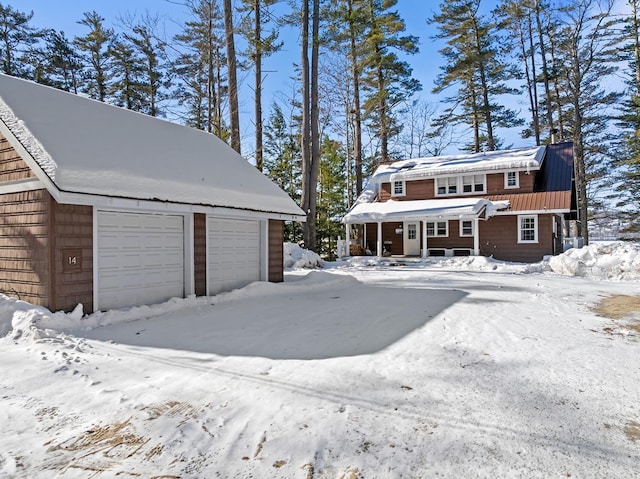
top-left (342, 143), bottom-right (576, 262)
top-left (0, 74), bottom-right (305, 313)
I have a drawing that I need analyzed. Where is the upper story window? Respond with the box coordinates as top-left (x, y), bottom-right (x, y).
top-left (436, 177), bottom-right (457, 195)
top-left (518, 215), bottom-right (538, 243)
top-left (505, 171), bottom-right (519, 189)
top-left (392, 180), bottom-right (405, 196)
top-left (462, 174), bottom-right (485, 193)
top-left (436, 175), bottom-right (485, 196)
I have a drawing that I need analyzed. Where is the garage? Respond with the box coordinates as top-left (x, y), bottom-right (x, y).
top-left (97, 211), bottom-right (185, 310)
top-left (208, 218), bottom-right (262, 295)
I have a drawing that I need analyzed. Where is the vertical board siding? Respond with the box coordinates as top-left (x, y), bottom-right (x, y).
top-left (193, 213), bottom-right (207, 296)
top-left (268, 219), bottom-right (284, 283)
top-left (52, 201), bottom-right (94, 313)
top-left (0, 189), bottom-right (50, 305)
top-left (0, 132), bottom-right (35, 183)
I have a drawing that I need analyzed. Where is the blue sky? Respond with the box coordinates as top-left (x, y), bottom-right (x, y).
top-left (16, 0), bottom-right (530, 154)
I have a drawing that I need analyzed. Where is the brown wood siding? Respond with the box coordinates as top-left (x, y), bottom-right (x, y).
top-left (50, 201), bottom-right (93, 313)
top-left (0, 132), bottom-right (35, 183)
top-left (268, 219), bottom-right (284, 282)
top-left (425, 220), bottom-right (474, 250)
top-left (486, 171), bottom-right (535, 195)
top-left (0, 189), bottom-right (50, 305)
top-left (193, 213), bottom-right (207, 296)
top-left (479, 214), bottom-right (554, 262)
top-left (380, 179), bottom-right (434, 201)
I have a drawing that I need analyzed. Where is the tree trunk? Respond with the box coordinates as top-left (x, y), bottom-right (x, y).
top-left (300, 0), bottom-right (312, 248)
top-left (224, 0), bottom-right (241, 153)
top-left (254, 0), bottom-right (263, 171)
top-left (535, 0), bottom-right (555, 140)
top-left (307, 0), bottom-right (321, 252)
top-left (347, 0), bottom-right (363, 196)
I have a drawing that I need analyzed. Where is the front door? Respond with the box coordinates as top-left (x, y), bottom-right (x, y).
top-left (403, 222), bottom-right (420, 256)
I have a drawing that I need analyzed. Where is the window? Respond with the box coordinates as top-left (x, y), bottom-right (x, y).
top-left (460, 220), bottom-right (474, 237)
top-left (437, 175), bottom-right (484, 196)
top-left (518, 215), bottom-right (538, 243)
top-left (407, 223), bottom-right (417, 239)
top-left (505, 171), bottom-right (519, 189)
top-left (436, 177), bottom-right (457, 195)
top-left (427, 221), bottom-right (448, 237)
top-left (392, 180), bottom-right (405, 196)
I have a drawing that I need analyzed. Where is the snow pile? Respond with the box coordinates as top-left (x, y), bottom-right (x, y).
top-left (548, 241), bottom-right (640, 280)
top-left (284, 242), bottom-right (322, 269)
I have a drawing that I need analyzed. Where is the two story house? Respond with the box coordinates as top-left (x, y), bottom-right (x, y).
top-left (342, 143), bottom-right (576, 263)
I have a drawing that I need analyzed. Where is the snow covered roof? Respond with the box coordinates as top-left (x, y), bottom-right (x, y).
top-left (342, 198), bottom-right (509, 224)
top-left (371, 146), bottom-right (546, 185)
top-left (0, 74), bottom-right (305, 218)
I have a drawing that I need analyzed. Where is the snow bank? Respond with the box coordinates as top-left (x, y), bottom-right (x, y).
top-left (284, 242), bottom-right (323, 269)
top-left (548, 241), bottom-right (640, 280)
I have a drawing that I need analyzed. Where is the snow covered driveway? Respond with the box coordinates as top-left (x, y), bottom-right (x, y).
top-left (1, 259), bottom-right (639, 478)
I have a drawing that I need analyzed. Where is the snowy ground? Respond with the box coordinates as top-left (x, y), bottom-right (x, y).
top-left (1, 243), bottom-right (639, 478)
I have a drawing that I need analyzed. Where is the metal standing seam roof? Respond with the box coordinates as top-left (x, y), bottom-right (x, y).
top-left (486, 191), bottom-right (572, 212)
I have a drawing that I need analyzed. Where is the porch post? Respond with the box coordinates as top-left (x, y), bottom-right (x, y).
top-left (345, 223), bottom-right (351, 257)
top-left (422, 220), bottom-right (428, 258)
top-left (473, 218), bottom-right (480, 255)
top-left (377, 222), bottom-right (383, 257)
top-left (363, 223), bottom-right (367, 250)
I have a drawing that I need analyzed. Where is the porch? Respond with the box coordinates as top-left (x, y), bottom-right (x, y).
top-left (341, 198), bottom-right (510, 259)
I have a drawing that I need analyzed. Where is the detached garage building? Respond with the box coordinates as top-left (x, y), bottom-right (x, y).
top-left (0, 74), bottom-right (305, 313)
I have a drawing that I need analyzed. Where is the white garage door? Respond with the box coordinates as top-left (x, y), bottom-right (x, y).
top-left (98, 211), bottom-right (184, 310)
top-left (208, 218), bottom-right (261, 295)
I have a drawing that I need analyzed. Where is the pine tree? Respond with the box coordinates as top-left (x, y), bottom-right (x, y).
top-left (110, 35), bottom-right (145, 110)
top-left (554, 0), bottom-right (621, 244)
top-left (362, 0), bottom-right (421, 164)
top-left (74, 11), bottom-right (114, 102)
top-left (613, 0), bottom-right (640, 238)
top-left (263, 102), bottom-right (303, 241)
top-left (173, 0), bottom-right (226, 135)
top-left (238, 0), bottom-right (282, 171)
top-left (126, 16), bottom-right (170, 117)
top-left (431, 0), bottom-right (522, 152)
top-left (316, 136), bottom-right (349, 259)
top-left (0, 3), bottom-right (42, 78)
top-left (223, 0), bottom-right (241, 153)
top-left (39, 30), bottom-right (82, 92)
top-left (326, 0), bottom-right (369, 195)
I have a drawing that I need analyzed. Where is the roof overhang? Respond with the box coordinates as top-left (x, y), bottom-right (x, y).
top-left (342, 198), bottom-right (510, 224)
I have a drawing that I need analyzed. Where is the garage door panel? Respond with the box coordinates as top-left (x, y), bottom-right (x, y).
top-left (208, 218), bottom-right (261, 295)
top-left (98, 211), bottom-right (185, 310)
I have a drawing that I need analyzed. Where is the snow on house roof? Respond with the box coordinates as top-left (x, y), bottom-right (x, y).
top-left (342, 198), bottom-right (510, 224)
top-left (372, 146), bottom-right (546, 184)
top-left (0, 74), bottom-right (305, 218)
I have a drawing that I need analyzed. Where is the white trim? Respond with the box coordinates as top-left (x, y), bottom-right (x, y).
top-left (0, 119), bottom-right (61, 201)
top-left (0, 178), bottom-right (45, 194)
top-left (184, 213), bottom-right (195, 296)
top-left (459, 219), bottom-right (474, 237)
top-left (435, 174), bottom-right (486, 197)
top-left (391, 180), bottom-right (406, 197)
top-left (473, 218), bottom-right (480, 255)
top-left (421, 221), bottom-right (428, 258)
top-left (377, 222), bottom-right (382, 257)
top-left (426, 220), bottom-right (449, 238)
top-left (92, 207), bottom-right (99, 312)
top-left (518, 214), bottom-right (538, 243)
top-left (262, 220), bottom-right (269, 281)
top-left (504, 171), bottom-right (519, 189)
top-left (495, 209), bottom-right (569, 216)
top-left (55, 191), bottom-right (304, 221)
